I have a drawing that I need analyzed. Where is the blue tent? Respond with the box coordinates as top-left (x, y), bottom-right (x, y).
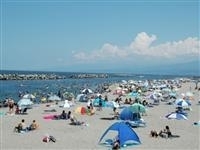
top-left (93, 98), bottom-right (106, 107)
top-left (99, 121), bottom-right (141, 147)
top-left (119, 107), bottom-right (134, 121)
top-left (120, 107), bottom-right (141, 121)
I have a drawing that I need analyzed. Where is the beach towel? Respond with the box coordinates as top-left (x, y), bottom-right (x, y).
top-left (43, 114), bottom-right (57, 120)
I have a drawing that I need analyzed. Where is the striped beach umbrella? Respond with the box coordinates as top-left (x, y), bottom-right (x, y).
top-left (165, 112), bottom-right (188, 120)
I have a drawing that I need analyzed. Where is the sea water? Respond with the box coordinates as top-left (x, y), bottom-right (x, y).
top-left (0, 70), bottom-right (194, 102)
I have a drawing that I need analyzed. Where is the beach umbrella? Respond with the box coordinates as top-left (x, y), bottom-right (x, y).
top-left (81, 88), bottom-right (93, 94)
top-left (99, 121), bottom-right (141, 147)
top-left (23, 94), bottom-right (36, 99)
top-left (185, 92), bottom-right (194, 97)
top-left (175, 100), bottom-right (191, 108)
top-left (165, 112), bottom-right (188, 120)
top-left (121, 80), bottom-right (127, 84)
top-left (105, 101), bottom-right (119, 108)
top-left (76, 94), bottom-right (88, 102)
top-left (17, 98), bottom-right (33, 108)
top-left (162, 88), bottom-right (171, 93)
top-left (62, 92), bottom-right (74, 100)
top-left (128, 92), bottom-right (140, 98)
top-left (129, 103), bottom-right (146, 113)
top-left (185, 91), bottom-right (194, 100)
top-left (48, 95), bottom-right (61, 101)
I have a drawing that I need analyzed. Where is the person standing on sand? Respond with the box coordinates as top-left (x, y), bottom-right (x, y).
top-left (8, 98), bottom-right (14, 114)
top-left (98, 95), bottom-right (103, 111)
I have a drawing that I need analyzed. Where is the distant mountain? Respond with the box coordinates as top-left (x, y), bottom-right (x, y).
top-left (37, 60), bottom-right (199, 76)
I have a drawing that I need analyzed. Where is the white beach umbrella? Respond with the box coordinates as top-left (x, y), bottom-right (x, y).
top-left (23, 94), bottom-right (36, 99)
top-left (48, 95), bottom-right (61, 101)
top-left (17, 98), bottom-right (33, 108)
top-left (81, 88), bottom-right (93, 94)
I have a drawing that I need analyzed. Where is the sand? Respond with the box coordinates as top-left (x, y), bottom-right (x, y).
top-left (0, 81), bottom-right (199, 150)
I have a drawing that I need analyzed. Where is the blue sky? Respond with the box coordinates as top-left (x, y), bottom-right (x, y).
top-left (1, 0), bottom-right (199, 75)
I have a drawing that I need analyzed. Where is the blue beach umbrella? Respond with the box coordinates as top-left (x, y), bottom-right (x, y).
top-left (176, 100), bottom-right (191, 108)
top-left (165, 112), bottom-right (188, 120)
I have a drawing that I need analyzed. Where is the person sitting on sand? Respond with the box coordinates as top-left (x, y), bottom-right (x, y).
top-left (15, 105), bottom-right (22, 114)
top-left (60, 110), bottom-right (67, 119)
top-left (159, 126), bottom-right (172, 138)
top-left (68, 111), bottom-right (85, 125)
top-left (87, 106), bottom-right (95, 116)
top-left (14, 119), bottom-right (27, 133)
top-left (112, 136), bottom-right (120, 150)
top-left (150, 130), bottom-right (158, 138)
top-left (165, 126), bottom-right (172, 137)
top-left (28, 120), bottom-right (39, 131)
top-left (113, 107), bottom-right (119, 119)
top-left (124, 98), bottom-right (130, 104)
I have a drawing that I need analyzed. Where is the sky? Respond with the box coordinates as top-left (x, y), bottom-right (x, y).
top-left (1, 0), bottom-right (199, 75)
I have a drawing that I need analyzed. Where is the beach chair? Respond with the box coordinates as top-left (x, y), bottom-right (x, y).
top-left (21, 108), bottom-right (28, 114)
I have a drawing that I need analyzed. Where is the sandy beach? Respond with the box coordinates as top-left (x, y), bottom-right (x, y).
top-left (0, 81), bottom-right (199, 150)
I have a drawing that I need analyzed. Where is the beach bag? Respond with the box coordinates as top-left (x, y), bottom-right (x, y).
top-left (49, 135), bottom-right (56, 142)
top-left (43, 136), bottom-right (49, 142)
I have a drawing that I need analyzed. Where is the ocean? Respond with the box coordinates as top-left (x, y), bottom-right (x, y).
top-left (0, 70), bottom-right (197, 102)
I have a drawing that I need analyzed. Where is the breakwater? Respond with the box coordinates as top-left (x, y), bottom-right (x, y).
top-left (0, 73), bottom-right (108, 80)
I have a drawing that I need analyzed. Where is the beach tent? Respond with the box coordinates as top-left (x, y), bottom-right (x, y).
top-left (105, 101), bottom-right (119, 108)
top-left (129, 103), bottom-right (146, 113)
top-left (119, 107), bottom-right (145, 127)
top-left (75, 106), bottom-right (87, 115)
top-left (119, 107), bottom-right (134, 121)
top-left (76, 94), bottom-right (88, 102)
top-left (99, 121), bottom-right (141, 147)
top-left (93, 97), bottom-right (106, 107)
top-left (17, 98), bottom-right (33, 109)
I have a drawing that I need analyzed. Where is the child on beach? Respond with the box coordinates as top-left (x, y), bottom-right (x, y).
top-left (28, 120), bottom-right (39, 131)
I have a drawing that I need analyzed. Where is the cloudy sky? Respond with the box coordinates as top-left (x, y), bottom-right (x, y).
top-left (1, 0), bottom-right (199, 75)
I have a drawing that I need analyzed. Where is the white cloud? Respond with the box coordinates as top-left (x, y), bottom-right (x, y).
top-left (130, 32), bottom-right (157, 51)
top-left (73, 32), bottom-right (199, 62)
